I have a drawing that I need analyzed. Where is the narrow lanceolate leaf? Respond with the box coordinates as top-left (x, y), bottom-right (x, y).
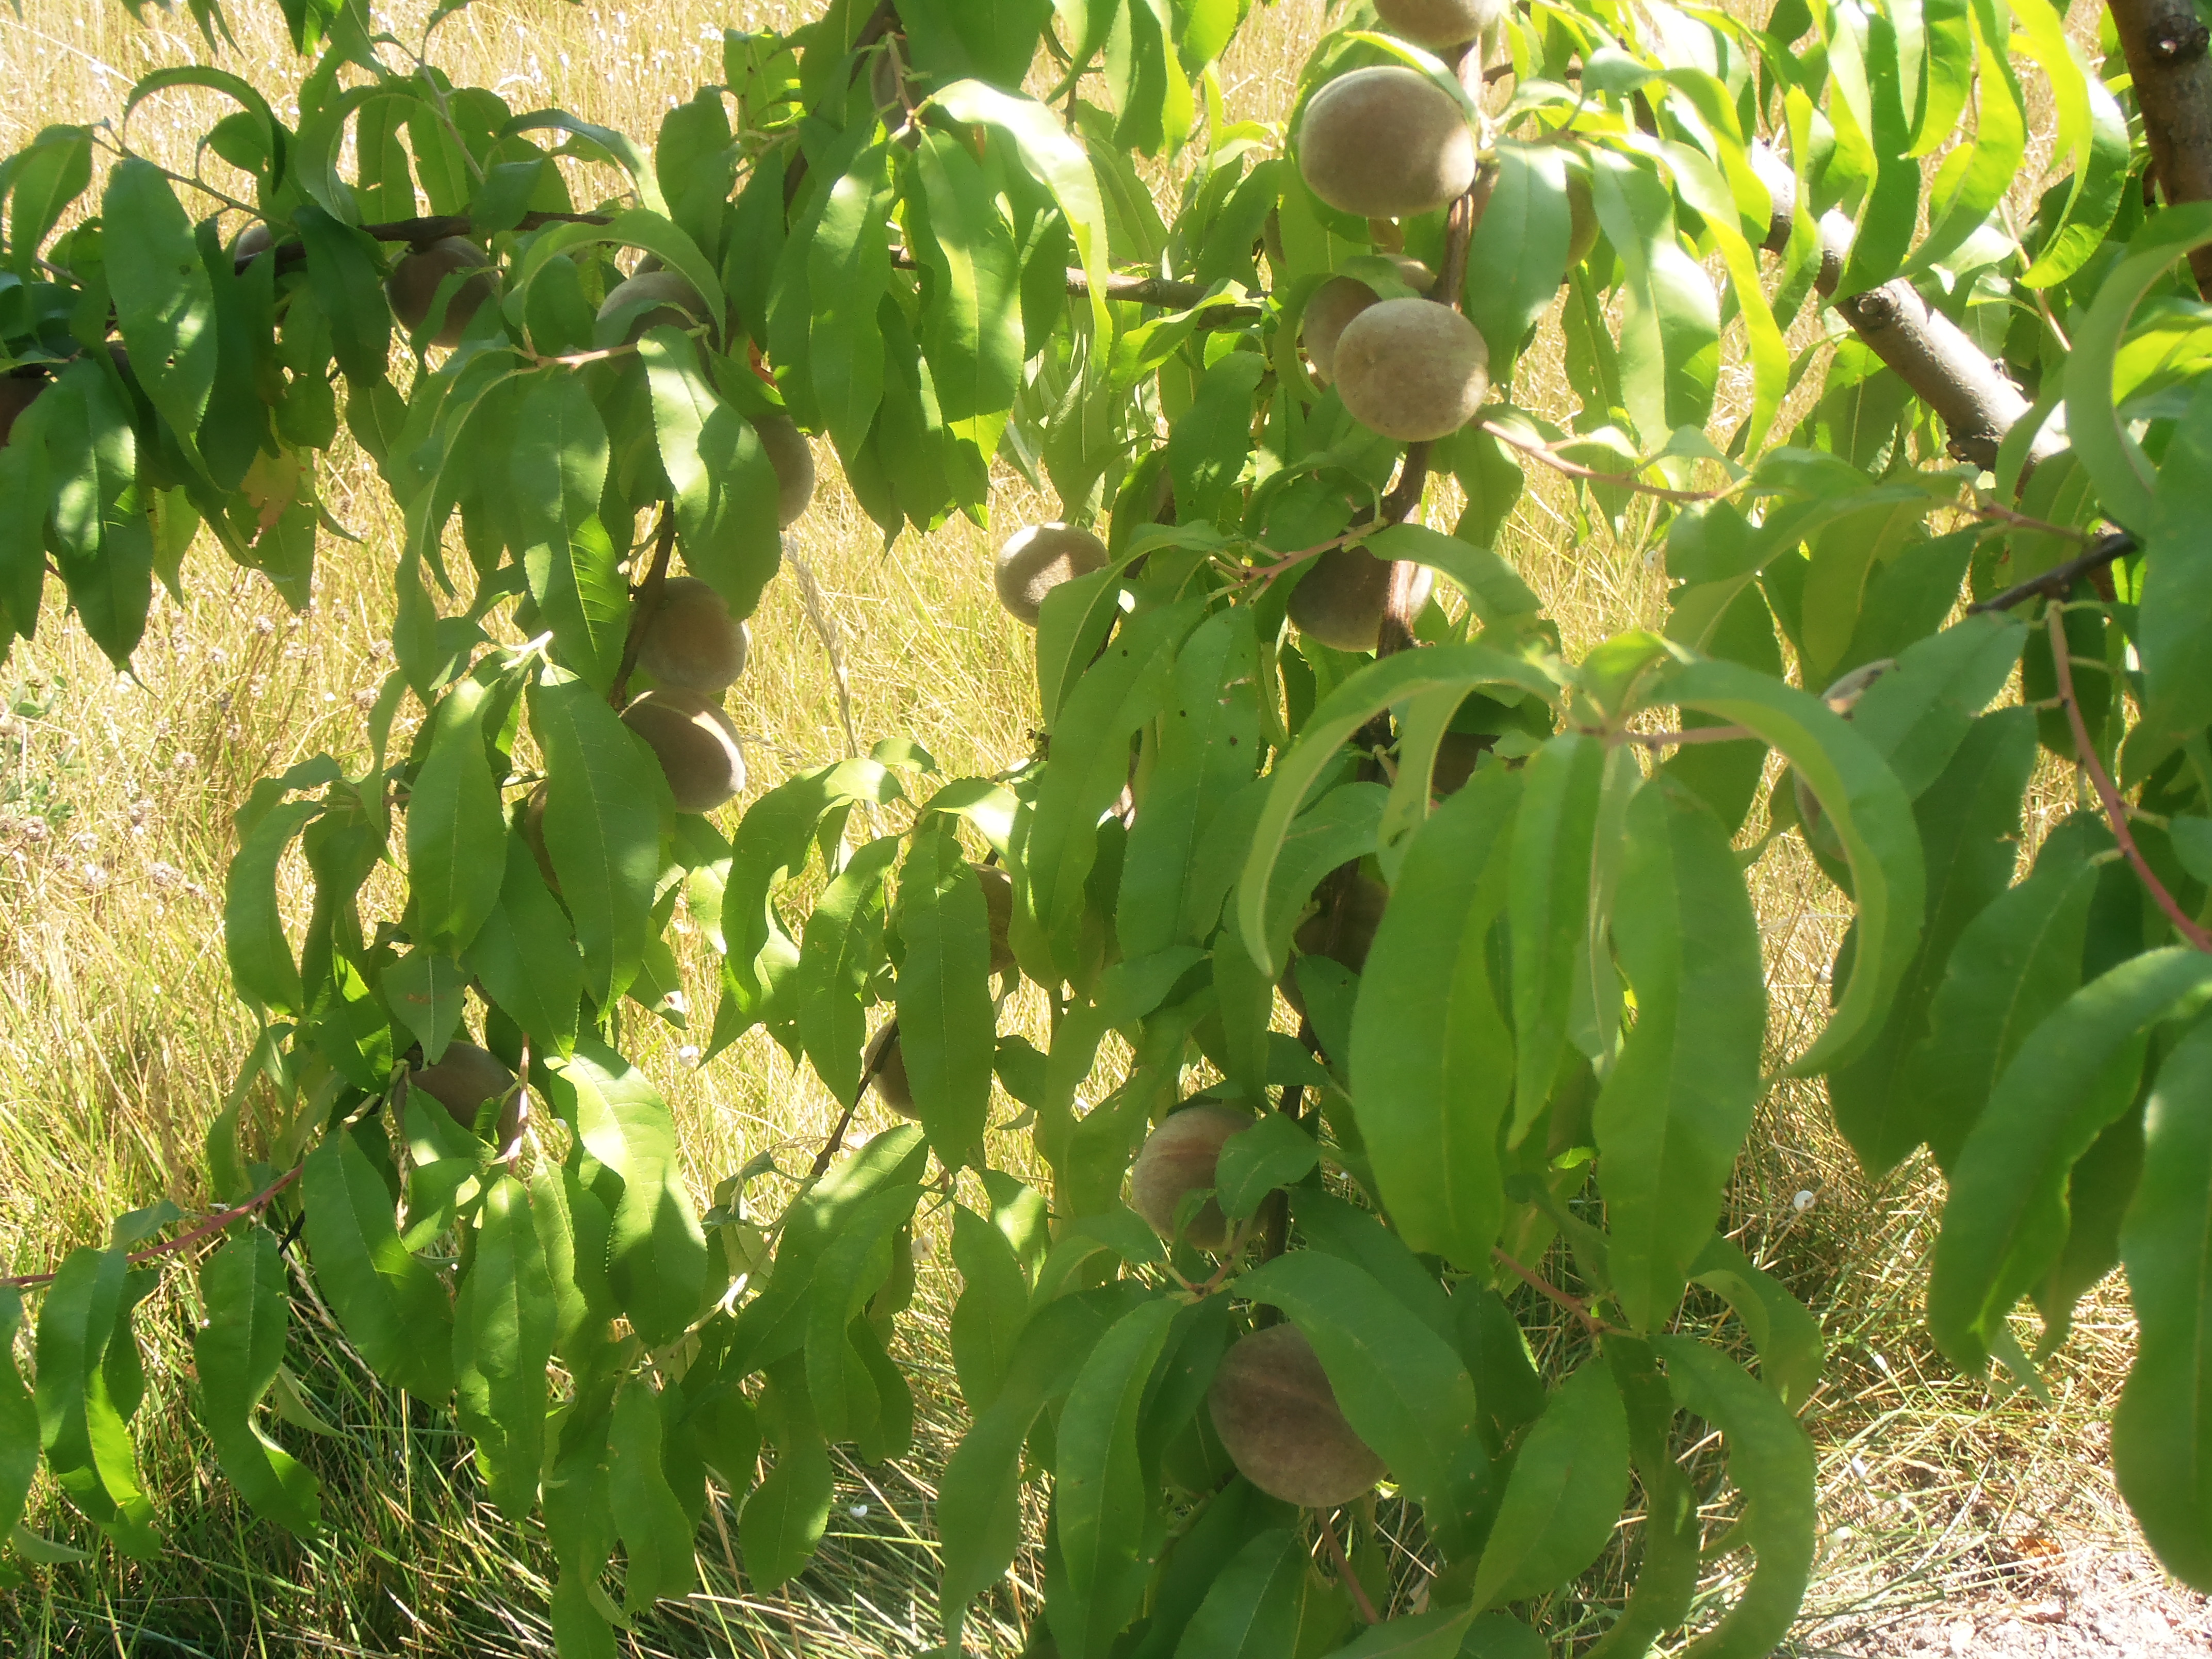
top-left (937, 1284), bottom-right (1154, 1645)
top-left (739, 1425), bottom-right (833, 1593)
top-left (194, 1227), bottom-right (322, 1533)
top-left (34, 1248), bottom-right (160, 1558)
top-left (1461, 141), bottom-right (1571, 379)
top-left (300, 1130), bottom-right (453, 1400)
top-left (466, 1175), bottom-right (556, 1520)
top-left (609, 1377), bottom-right (697, 1612)
top-left (103, 159), bottom-right (217, 473)
top-left (1688, 1235), bottom-right (1825, 1411)
top-left (464, 832), bottom-right (585, 1057)
top-left (1905, 818), bottom-right (2103, 1169)
top-left (1594, 776), bottom-right (1766, 1332)
top-left (797, 834), bottom-right (902, 1108)
top-left (1233, 1253), bottom-right (1478, 1508)
top-left (1931, 951), bottom-right (2212, 1372)
top-left (406, 678), bottom-right (507, 955)
top-left (808, 139), bottom-right (896, 460)
top-left (2113, 1020), bottom-right (2212, 1590)
top-left (639, 329), bottom-right (782, 620)
top-left (1655, 1339), bottom-right (1817, 1657)
top-left (513, 370), bottom-right (624, 693)
top-left (2136, 379), bottom-right (2212, 754)
top-left (1349, 767), bottom-right (1520, 1268)
top-left (1588, 1338), bottom-right (1700, 1658)
top-left (895, 827), bottom-right (995, 1166)
top-left (528, 669), bottom-right (668, 1005)
top-left (1052, 1296), bottom-right (1180, 1659)
top-left (801, 1184), bottom-right (921, 1444)
top-left (226, 797), bottom-right (319, 1017)
top-left (1587, 149), bottom-right (1719, 440)
top-left (910, 127), bottom-right (1024, 426)
top-left (950, 1203), bottom-right (1030, 1412)
top-left (1469, 1362), bottom-right (1630, 1609)
top-left (1169, 1527), bottom-right (1304, 1659)
top-left (2, 1288), bottom-right (43, 1542)
top-left (1827, 709), bottom-right (2037, 1174)
top-left (1117, 606), bottom-right (1264, 959)
top-left (541, 1040), bottom-right (707, 1349)
top-left (1660, 658), bottom-right (1923, 1075)
top-left (1508, 733), bottom-right (1604, 1142)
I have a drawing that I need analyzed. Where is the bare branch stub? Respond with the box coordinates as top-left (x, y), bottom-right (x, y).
top-left (2108, 0), bottom-right (2212, 292)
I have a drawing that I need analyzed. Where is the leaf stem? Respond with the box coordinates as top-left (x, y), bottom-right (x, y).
top-left (2044, 604), bottom-right (2211, 951)
top-left (1965, 529), bottom-right (2138, 615)
top-left (1479, 420), bottom-right (1734, 503)
top-left (1492, 1246), bottom-right (1617, 1335)
top-left (607, 503), bottom-right (678, 711)
top-left (2, 1164), bottom-right (304, 1291)
top-left (1320, 1512), bottom-right (1383, 1623)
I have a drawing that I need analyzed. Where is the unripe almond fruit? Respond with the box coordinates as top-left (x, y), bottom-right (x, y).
top-left (1130, 1104), bottom-right (1256, 1250)
top-left (753, 412), bottom-right (817, 527)
top-left (975, 863), bottom-right (1018, 977)
top-left (995, 524), bottom-right (1109, 626)
top-left (387, 237), bottom-right (495, 348)
top-left (1334, 298), bottom-right (1489, 441)
top-left (640, 576), bottom-right (750, 695)
top-left (1376, 0), bottom-right (1507, 48)
top-left (865, 1023), bottom-right (917, 1118)
top-left (1296, 66), bottom-right (1476, 220)
top-left (403, 1042), bottom-right (514, 1132)
top-left (521, 782), bottom-right (560, 893)
top-left (621, 688), bottom-right (746, 814)
top-left (1303, 277), bottom-right (1377, 384)
top-left (1208, 1323), bottom-right (1387, 1508)
top-left (1566, 171), bottom-right (1601, 268)
top-left (598, 270), bottom-right (709, 344)
top-left (233, 221), bottom-right (273, 264)
top-left (1288, 545), bottom-right (1434, 654)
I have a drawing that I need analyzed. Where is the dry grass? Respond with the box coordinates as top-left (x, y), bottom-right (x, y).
top-left (1, 0), bottom-right (2202, 1653)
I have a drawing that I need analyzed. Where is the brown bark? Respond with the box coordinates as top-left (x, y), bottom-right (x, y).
top-left (2107, 0), bottom-right (2212, 292)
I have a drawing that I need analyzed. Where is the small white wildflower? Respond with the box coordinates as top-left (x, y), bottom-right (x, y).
top-left (254, 616), bottom-right (276, 636)
top-left (848, 1504), bottom-right (868, 1519)
top-left (323, 692), bottom-right (337, 704)
top-left (171, 751), bottom-right (199, 771)
top-left (21, 820), bottom-right (49, 843)
top-left (72, 832), bottom-right (99, 852)
top-left (353, 689), bottom-right (379, 710)
top-left (677, 1045), bottom-right (702, 1066)
top-left (79, 864), bottom-right (110, 890)
top-left (149, 862), bottom-right (180, 889)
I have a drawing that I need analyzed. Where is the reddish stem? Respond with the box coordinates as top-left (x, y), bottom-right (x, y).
top-left (1320, 1512), bottom-right (1383, 1624)
top-left (2, 1165), bottom-right (305, 1291)
top-left (2046, 605), bottom-right (2212, 952)
top-left (1492, 1246), bottom-right (1615, 1335)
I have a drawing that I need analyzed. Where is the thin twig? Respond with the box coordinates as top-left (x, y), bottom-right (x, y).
top-left (2045, 606), bottom-right (2212, 952)
top-left (786, 548), bottom-right (860, 759)
top-left (608, 505), bottom-right (678, 711)
top-left (1481, 420), bottom-right (1733, 503)
top-left (1966, 530), bottom-right (2139, 616)
top-left (1492, 1246), bottom-right (1617, 1335)
top-left (887, 247), bottom-right (1262, 317)
top-left (1616, 724), bottom-right (1755, 750)
top-left (1321, 1513), bottom-right (1383, 1624)
top-left (2, 1164), bottom-right (305, 1291)
top-left (812, 1018), bottom-right (897, 1179)
top-left (1969, 500), bottom-right (2096, 543)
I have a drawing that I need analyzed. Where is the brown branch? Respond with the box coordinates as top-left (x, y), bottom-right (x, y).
top-left (2108, 0), bottom-right (2212, 292)
top-left (251, 209), bottom-right (612, 272)
top-left (2045, 605), bottom-right (2212, 951)
top-left (1493, 1246), bottom-right (1618, 1334)
top-left (608, 505), bottom-right (677, 711)
top-left (785, 0), bottom-right (904, 212)
top-left (811, 1015), bottom-right (900, 1179)
top-left (1966, 530), bottom-right (2138, 615)
top-left (886, 247), bottom-right (1262, 319)
top-left (1616, 723), bottom-right (1756, 749)
top-left (2, 1165), bottom-right (305, 1291)
top-left (1321, 1512), bottom-right (1383, 1624)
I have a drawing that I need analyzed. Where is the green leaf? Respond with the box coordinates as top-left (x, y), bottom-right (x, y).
top-left (1587, 150), bottom-right (1718, 440)
top-left (1233, 1253), bottom-right (1478, 1508)
top-left (1508, 733), bottom-right (1604, 1141)
top-left (1239, 644), bottom-right (1558, 977)
top-left (542, 1040), bottom-right (707, 1349)
top-left (1593, 776), bottom-right (1767, 1332)
top-left (1052, 1295), bottom-right (1179, 1659)
top-left (464, 1175), bottom-right (557, 1520)
top-left (932, 79), bottom-right (1114, 340)
top-left (2113, 1019), bottom-right (2212, 1590)
top-left (950, 1203), bottom-right (1030, 1412)
top-left (406, 679), bottom-right (508, 955)
top-left (1462, 141), bottom-right (1571, 381)
top-left (42, 361), bottom-right (154, 668)
top-left (2010, 0), bottom-right (2132, 289)
top-left (301, 1129), bottom-right (453, 1400)
top-left (1843, 614), bottom-right (2029, 801)
top-left (1827, 708), bottom-right (2038, 1173)
top-left (802, 1184), bottom-right (921, 1445)
top-left (895, 826), bottom-right (996, 1166)
top-left (103, 159), bottom-right (216, 475)
top-left (32, 1248), bottom-right (159, 1558)
top-left (1905, 817), bottom-right (2103, 1170)
top-left (1468, 1362), bottom-right (1629, 1608)
top-left (194, 1226), bottom-right (321, 1533)
top-left (609, 1377), bottom-right (696, 1612)
top-left (528, 669), bottom-right (667, 1005)
top-left (1167, 352), bottom-right (1267, 522)
top-left (1931, 949), bottom-right (2212, 1372)
top-left (2138, 379), bottom-right (2212, 751)
top-left (464, 831), bottom-right (585, 1058)
top-left (513, 371), bottom-right (624, 693)
top-left (1349, 767), bottom-right (1519, 1267)
top-left (1171, 1526), bottom-right (1304, 1659)
top-left (910, 127), bottom-right (1025, 427)
top-left (1213, 1112), bottom-right (1320, 1223)
top-left (0, 1289), bottom-right (34, 1544)
top-left (738, 1427), bottom-right (833, 1594)
top-left (640, 329), bottom-right (783, 622)
top-left (226, 797), bottom-right (318, 1017)
top-left (1657, 657), bottom-right (1923, 1075)
top-left (7, 125), bottom-right (91, 280)
top-left (1655, 1338), bottom-right (1817, 1655)
top-left (1687, 1234), bottom-right (1825, 1411)
top-left (1359, 524), bottom-right (1543, 634)
top-left (797, 834), bottom-right (902, 1107)
top-left (2062, 203), bottom-right (2212, 535)
top-left (1587, 1337), bottom-right (1700, 1657)
top-left (808, 139), bottom-right (896, 460)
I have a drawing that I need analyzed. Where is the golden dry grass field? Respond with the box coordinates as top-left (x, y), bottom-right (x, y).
top-left (0, 0), bottom-right (2206, 1653)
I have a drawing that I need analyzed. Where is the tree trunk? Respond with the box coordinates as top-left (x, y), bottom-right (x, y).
top-left (2108, 0), bottom-right (2212, 292)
